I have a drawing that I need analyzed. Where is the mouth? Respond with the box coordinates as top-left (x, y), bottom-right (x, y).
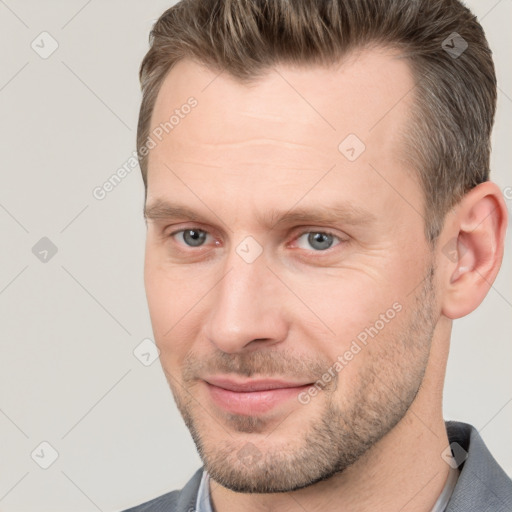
top-left (203, 376), bottom-right (314, 415)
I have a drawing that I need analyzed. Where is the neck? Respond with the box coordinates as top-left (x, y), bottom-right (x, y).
top-left (209, 320), bottom-right (453, 512)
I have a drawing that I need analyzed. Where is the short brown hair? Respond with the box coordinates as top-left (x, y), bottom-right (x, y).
top-left (137, 0), bottom-right (497, 242)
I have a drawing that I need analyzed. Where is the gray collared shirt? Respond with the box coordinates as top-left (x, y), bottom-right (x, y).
top-left (194, 465), bottom-right (460, 512)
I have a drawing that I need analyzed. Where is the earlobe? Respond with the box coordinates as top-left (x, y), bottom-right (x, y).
top-left (440, 182), bottom-right (508, 320)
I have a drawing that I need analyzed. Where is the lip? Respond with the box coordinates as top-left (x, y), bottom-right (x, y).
top-left (204, 376), bottom-right (313, 415)
top-left (205, 376), bottom-right (312, 392)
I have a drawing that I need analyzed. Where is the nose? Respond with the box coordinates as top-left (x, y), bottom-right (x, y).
top-left (203, 247), bottom-right (289, 354)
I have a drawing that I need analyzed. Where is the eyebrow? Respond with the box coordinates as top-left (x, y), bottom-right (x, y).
top-left (143, 199), bottom-right (376, 229)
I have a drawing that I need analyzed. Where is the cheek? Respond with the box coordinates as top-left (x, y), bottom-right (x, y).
top-left (144, 256), bottom-right (210, 365)
top-left (290, 262), bottom-right (420, 377)
top-left (144, 259), bottom-right (170, 332)
top-left (144, 245), bottom-right (194, 323)
top-left (296, 272), bottom-right (401, 334)
top-left (143, 255), bottom-right (175, 338)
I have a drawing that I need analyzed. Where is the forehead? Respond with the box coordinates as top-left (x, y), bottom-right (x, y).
top-left (146, 48), bottom-right (421, 223)
top-left (149, 47), bottom-right (415, 155)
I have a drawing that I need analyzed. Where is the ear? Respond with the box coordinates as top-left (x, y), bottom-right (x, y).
top-left (439, 181), bottom-right (508, 319)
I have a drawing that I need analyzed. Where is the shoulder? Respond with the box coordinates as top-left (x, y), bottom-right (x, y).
top-left (446, 421), bottom-right (512, 512)
top-left (122, 467), bottom-right (204, 512)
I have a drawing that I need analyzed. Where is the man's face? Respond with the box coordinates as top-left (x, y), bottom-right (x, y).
top-left (144, 49), bottom-right (439, 492)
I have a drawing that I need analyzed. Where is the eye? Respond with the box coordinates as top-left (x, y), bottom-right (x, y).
top-left (171, 228), bottom-right (210, 247)
top-left (294, 231), bottom-right (341, 251)
top-left (168, 227), bottom-right (344, 254)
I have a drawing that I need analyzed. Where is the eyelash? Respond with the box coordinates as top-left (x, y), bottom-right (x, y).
top-left (167, 227), bottom-right (345, 256)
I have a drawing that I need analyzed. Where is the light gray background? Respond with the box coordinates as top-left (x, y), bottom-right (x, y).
top-left (0, 1), bottom-right (510, 511)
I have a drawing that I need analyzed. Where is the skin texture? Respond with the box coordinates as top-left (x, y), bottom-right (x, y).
top-left (143, 47), bottom-right (507, 512)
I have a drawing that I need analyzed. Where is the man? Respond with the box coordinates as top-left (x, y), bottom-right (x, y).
top-left (125, 0), bottom-right (511, 510)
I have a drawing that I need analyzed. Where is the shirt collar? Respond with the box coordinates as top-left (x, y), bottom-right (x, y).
top-left (194, 465), bottom-right (459, 512)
